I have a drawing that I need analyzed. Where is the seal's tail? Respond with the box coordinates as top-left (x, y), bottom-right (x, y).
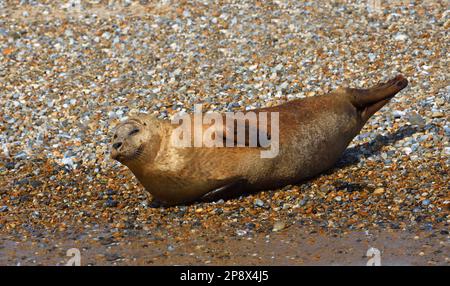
top-left (348, 74), bottom-right (408, 121)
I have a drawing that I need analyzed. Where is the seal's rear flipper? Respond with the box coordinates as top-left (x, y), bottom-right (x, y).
top-left (348, 75), bottom-right (408, 122)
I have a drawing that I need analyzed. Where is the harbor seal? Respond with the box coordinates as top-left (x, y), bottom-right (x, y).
top-left (111, 75), bottom-right (408, 205)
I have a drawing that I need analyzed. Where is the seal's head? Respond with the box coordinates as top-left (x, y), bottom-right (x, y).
top-left (111, 115), bottom-right (161, 165)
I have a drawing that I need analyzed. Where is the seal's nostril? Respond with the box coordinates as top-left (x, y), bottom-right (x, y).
top-left (112, 142), bottom-right (122, 150)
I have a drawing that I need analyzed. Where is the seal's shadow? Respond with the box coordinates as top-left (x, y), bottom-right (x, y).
top-left (333, 125), bottom-right (419, 170)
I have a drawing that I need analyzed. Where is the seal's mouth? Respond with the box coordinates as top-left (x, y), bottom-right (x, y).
top-left (128, 144), bottom-right (145, 161)
top-left (110, 150), bottom-right (123, 162)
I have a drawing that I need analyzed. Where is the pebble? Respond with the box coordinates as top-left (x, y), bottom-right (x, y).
top-left (272, 222), bottom-right (286, 232)
top-left (236, 229), bottom-right (247, 236)
top-left (5, 162), bottom-right (15, 170)
top-left (373, 188), bottom-right (385, 195)
top-left (61, 157), bottom-right (75, 170)
top-left (393, 110), bottom-right (405, 118)
top-left (407, 112), bottom-right (426, 127)
top-left (104, 199), bottom-right (118, 208)
top-left (254, 199), bottom-right (265, 208)
top-left (431, 112), bottom-right (444, 118)
top-left (403, 147), bottom-right (413, 155)
top-left (394, 33), bottom-right (408, 41)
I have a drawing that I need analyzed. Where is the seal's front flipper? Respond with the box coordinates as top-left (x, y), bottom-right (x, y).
top-left (348, 75), bottom-right (408, 122)
top-left (149, 198), bottom-right (165, 208)
top-left (200, 179), bottom-right (247, 202)
top-left (221, 114), bottom-right (272, 148)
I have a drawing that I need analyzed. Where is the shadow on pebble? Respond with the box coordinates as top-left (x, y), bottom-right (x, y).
top-left (336, 125), bottom-right (420, 169)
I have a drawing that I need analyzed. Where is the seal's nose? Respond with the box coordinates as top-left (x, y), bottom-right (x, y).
top-left (112, 142), bottom-right (123, 150)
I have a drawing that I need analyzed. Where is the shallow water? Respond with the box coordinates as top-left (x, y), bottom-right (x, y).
top-left (1, 225), bottom-right (447, 266)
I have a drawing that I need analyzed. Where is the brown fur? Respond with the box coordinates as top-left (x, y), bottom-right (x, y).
top-left (111, 75), bottom-right (408, 205)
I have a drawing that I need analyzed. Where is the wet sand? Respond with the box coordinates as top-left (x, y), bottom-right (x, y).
top-left (1, 224), bottom-right (448, 266)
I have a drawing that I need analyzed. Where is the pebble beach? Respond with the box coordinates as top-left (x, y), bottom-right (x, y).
top-left (0, 0), bottom-right (448, 265)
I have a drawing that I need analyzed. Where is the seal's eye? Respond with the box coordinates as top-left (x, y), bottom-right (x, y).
top-left (129, 128), bottom-right (140, 136)
top-left (113, 134), bottom-right (117, 139)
